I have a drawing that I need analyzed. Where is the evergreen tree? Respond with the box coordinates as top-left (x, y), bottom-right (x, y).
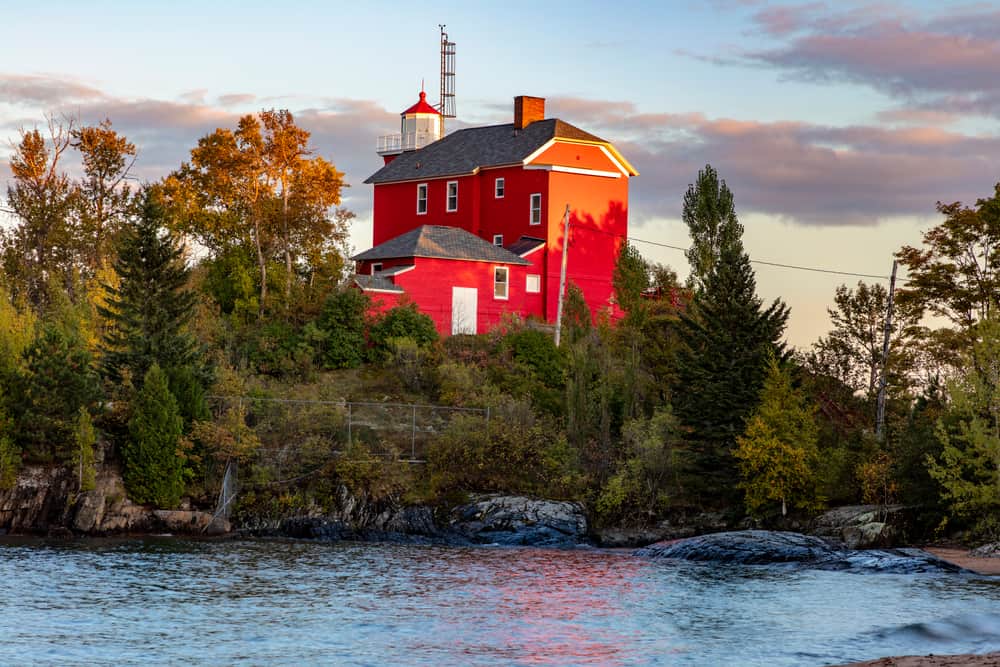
top-left (734, 356), bottom-right (820, 517)
top-left (73, 407), bottom-right (97, 493)
top-left (927, 315), bottom-right (1000, 537)
top-left (613, 241), bottom-right (649, 326)
top-left (0, 401), bottom-right (19, 490)
top-left (682, 164), bottom-right (744, 291)
top-left (123, 364), bottom-right (184, 507)
top-left (16, 324), bottom-right (100, 461)
top-left (672, 240), bottom-right (789, 502)
top-left (100, 191), bottom-right (206, 393)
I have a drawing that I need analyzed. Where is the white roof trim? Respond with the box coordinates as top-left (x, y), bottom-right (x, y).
top-left (598, 145), bottom-right (632, 177)
top-left (523, 164), bottom-right (622, 179)
top-left (376, 265), bottom-right (416, 277)
top-left (521, 138), bottom-right (557, 166)
top-left (518, 242), bottom-right (546, 258)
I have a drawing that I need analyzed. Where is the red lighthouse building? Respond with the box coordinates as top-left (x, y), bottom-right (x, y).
top-left (354, 94), bottom-right (638, 336)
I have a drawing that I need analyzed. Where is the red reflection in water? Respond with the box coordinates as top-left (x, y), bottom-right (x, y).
top-left (408, 548), bottom-right (686, 666)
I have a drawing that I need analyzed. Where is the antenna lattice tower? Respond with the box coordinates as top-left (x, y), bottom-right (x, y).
top-left (438, 25), bottom-right (456, 123)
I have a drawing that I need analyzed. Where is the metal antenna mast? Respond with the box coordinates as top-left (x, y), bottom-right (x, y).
top-left (438, 25), bottom-right (456, 134)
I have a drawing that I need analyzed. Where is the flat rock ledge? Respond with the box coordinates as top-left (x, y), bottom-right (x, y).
top-left (634, 530), bottom-right (969, 574)
top-left (259, 494), bottom-right (590, 548)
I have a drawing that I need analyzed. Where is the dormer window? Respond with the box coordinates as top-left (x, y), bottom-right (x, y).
top-left (446, 181), bottom-right (458, 212)
top-left (416, 183), bottom-right (428, 214)
top-left (495, 178), bottom-right (505, 198)
top-left (493, 234), bottom-right (504, 247)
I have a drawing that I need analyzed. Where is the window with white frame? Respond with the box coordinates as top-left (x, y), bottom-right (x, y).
top-left (446, 181), bottom-right (458, 212)
top-left (416, 183), bottom-right (428, 214)
top-left (495, 177), bottom-right (505, 198)
top-left (526, 274), bottom-right (540, 293)
top-left (494, 266), bottom-right (509, 299)
top-left (371, 263), bottom-right (383, 275)
top-left (530, 193), bottom-right (542, 225)
top-left (493, 234), bottom-right (504, 247)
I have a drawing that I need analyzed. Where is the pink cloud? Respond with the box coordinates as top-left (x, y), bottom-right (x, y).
top-left (2, 76), bottom-right (998, 231)
top-left (218, 93), bottom-right (256, 107)
top-left (0, 73), bottom-right (104, 106)
top-left (559, 100), bottom-right (1000, 226)
top-left (739, 5), bottom-right (1000, 117)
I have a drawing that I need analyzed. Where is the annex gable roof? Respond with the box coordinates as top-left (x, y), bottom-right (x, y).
top-left (354, 274), bottom-right (405, 293)
top-left (352, 225), bottom-right (531, 265)
top-left (364, 119), bottom-right (635, 185)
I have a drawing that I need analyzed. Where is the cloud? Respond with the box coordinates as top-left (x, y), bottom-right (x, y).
top-left (0, 76), bottom-right (396, 217)
top-left (549, 97), bottom-right (1000, 226)
top-left (741, 4), bottom-right (1000, 117)
top-left (0, 73), bottom-right (104, 107)
top-left (217, 93), bottom-right (257, 107)
top-left (3, 75), bottom-right (998, 234)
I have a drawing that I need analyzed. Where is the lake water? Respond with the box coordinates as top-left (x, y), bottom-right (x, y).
top-left (2, 538), bottom-right (1000, 666)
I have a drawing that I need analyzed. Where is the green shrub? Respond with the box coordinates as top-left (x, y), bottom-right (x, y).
top-left (368, 303), bottom-right (437, 362)
top-left (315, 289), bottom-right (369, 369)
top-left (244, 319), bottom-right (303, 376)
top-left (428, 400), bottom-right (582, 498)
top-left (334, 439), bottom-right (413, 503)
top-left (123, 364), bottom-right (184, 507)
top-left (503, 328), bottom-right (564, 387)
top-left (595, 406), bottom-right (688, 526)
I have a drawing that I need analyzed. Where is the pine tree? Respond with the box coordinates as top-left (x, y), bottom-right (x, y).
top-left (123, 364), bottom-right (184, 507)
top-left (0, 401), bottom-right (19, 490)
top-left (927, 315), bottom-right (1000, 537)
top-left (734, 356), bottom-right (820, 517)
top-left (100, 191), bottom-right (207, 397)
top-left (672, 240), bottom-right (790, 502)
top-left (16, 324), bottom-right (100, 461)
top-left (682, 164), bottom-right (744, 292)
top-left (73, 407), bottom-right (97, 493)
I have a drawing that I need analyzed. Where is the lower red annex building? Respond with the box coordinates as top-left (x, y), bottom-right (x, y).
top-left (353, 93), bottom-right (638, 336)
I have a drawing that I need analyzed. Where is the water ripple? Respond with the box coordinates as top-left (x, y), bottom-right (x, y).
top-left (1, 538), bottom-right (999, 666)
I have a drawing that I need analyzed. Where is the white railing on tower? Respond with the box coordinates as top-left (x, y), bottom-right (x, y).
top-left (377, 132), bottom-right (438, 154)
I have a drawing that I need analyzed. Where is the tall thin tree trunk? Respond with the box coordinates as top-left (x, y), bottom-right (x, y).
top-left (254, 215), bottom-right (267, 318)
top-left (282, 184), bottom-right (292, 304)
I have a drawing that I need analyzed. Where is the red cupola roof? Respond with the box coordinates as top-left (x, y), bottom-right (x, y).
top-left (402, 90), bottom-right (440, 115)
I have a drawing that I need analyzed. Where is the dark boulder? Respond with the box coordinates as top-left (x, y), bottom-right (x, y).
top-left (635, 530), bottom-right (969, 574)
top-left (635, 530), bottom-right (833, 564)
top-left (449, 495), bottom-right (588, 547)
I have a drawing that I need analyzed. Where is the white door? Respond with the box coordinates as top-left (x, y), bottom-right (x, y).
top-left (451, 287), bottom-right (478, 335)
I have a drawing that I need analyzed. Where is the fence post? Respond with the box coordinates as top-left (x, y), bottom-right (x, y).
top-left (411, 405), bottom-right (417, 460)
top-left (347, 403), bottom-right (352, 445)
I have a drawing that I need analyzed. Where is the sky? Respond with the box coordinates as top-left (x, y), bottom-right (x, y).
top-left (2, 0), bottom-right (999, 348)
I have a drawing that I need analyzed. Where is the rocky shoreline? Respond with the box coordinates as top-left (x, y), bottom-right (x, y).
top-left (4, 463), bottom-right (1000, 578)
top-left (837, 653), bottom-right (1000, 666)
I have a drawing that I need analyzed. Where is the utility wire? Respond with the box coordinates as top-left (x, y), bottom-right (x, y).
top-left (571, 221), bottom-right (900, 282)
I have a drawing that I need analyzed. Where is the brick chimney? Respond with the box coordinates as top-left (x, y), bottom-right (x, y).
top-left (514, 96), bottom-right (545, 129)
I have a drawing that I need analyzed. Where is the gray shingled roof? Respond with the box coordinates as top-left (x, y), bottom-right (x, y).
top-left (506, 236), bottom-right (546, 257)
top-left (354, 274), bottom-right (404, 292)
top-left (365, 119), bottom-right (608, 185)
top-left (352, 226), bottom-right (531, 265)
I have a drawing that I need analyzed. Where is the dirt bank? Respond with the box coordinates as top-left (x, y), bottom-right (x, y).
top-left (924, 548), bottom-right (1000, 576)
top-left (839, 652), bottom-right (1000, 666)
